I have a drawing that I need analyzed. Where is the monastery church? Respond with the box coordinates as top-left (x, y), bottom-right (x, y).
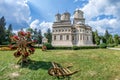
top-left (52, 9), bottom-right (93, 46)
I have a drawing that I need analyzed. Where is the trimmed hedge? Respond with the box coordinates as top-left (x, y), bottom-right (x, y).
top-left (53, 46), bottom-right (72, 50)
top-left (53, 46), bottom-right (99, 50)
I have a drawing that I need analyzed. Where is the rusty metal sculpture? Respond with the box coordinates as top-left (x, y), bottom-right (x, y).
top-left (11, 31), bottom-right (35, 65)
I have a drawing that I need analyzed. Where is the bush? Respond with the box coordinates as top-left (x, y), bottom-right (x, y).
top-left (99, 43), bottom-right (107, 48)
top-left (2, 41), bottom-right (9, 45)
top-left (107, 44), bottom-right (116, 47)
top-left (43, 43), bottom-right (53, 50)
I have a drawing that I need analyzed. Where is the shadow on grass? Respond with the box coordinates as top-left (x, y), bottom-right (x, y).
top-left (21, 60), bottom-right (52, 70)
top-left (20, 60), bottom-right (72, 80)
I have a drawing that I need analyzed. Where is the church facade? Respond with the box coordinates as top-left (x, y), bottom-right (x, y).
top-left (52, 9), bottom-right (93, 46)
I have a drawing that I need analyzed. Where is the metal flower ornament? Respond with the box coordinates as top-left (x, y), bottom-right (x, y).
top-left (11, 31), bottom-right (35, 65)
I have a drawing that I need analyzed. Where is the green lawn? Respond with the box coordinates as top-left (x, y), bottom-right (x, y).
top-left (0, 49), bottom-right (120, 80)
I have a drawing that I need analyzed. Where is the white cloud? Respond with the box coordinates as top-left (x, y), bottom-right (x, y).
top-left (30, 19), bottom-right (40, 29)
top-left (30, 20), bottom-right (53, 34)
top-left (80, 0), bottom-right (120, 35)
top-left (0, 0), bottom-right (31, 29)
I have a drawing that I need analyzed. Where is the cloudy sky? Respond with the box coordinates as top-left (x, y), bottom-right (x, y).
top-left (0, 0), bottom-right (120, 35)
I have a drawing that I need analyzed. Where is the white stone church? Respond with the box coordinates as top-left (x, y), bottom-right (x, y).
top-left (52, 9), bottom-right (93, 46)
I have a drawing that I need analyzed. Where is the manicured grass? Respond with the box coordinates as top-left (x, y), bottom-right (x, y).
top-left (0, 49), bottom-right (120, 80)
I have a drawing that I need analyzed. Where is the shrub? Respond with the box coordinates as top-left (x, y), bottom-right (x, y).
top-left (107, 44), bottom-right (116, 47)
top-left (99, 43), bottom-right (107, 48)
top-left (43, 43), bottom-right (53, 50)
top-left (2, 41), bottom-right (9, 45)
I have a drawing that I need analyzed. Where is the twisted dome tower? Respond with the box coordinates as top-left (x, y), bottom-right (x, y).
top-left (55, 13), bottom-right (61, 22)
top-left (73, 9), bottom-right (85, 24)
top-left (61, 12), bottom-right (70, 21)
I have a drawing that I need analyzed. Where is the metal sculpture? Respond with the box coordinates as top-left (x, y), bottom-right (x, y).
top-left (11, 31), bottom-right (35, 64)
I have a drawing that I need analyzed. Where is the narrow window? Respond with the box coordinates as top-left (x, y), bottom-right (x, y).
top-left (54, 35), bottom-right (56, 40)
top-left (66, 35), bottom-right (69, 40)
top-left (60, 35), bottom-right (62, 40)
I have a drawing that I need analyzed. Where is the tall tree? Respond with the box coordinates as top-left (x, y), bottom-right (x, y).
top-left (0, 16), bottom-right (6, 44)
top-left (104, 29), bottom-right (110, 44)
top-left (38, 29), bottom-right (42, 44)
top-left (6, 24), bottom-right (13, 42)
top-left (107, 35), bottom-right (114, 44)
top-left (44, 28), bottom-right (52, 43)
top-left (92, 31), bottom-right (96, 44)
top-left (94, 30), bottom-right (100, 45)
top-left (114, 34), bottom-right (119, 45)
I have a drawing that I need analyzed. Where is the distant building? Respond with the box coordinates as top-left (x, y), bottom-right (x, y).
top-left (52, 9), bottom-right (93, 46)
top-left (42, 37), bottom-right (48, 44)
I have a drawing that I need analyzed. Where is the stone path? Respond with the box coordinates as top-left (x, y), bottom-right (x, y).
top-left (107, 47), bottom-right (120, 50)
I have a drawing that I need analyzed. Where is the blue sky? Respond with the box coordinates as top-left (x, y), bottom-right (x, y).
top-left (0, 0), bottom-right (120, 35)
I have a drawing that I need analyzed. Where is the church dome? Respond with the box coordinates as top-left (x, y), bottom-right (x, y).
top-left (61, 11), bottom-right (71, 21)
top-left (55, 13), bottom-right (61, 22)
top-left (74, 9), bottom-right (83, 19)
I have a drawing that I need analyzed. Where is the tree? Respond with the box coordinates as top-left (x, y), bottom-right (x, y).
top-left (114, 34), bottom-right (119, 45)
top-left (94, 30), bottom-right (100, 45)
top-left (6, 24), bottom-right (13, 43)
top-left (38, 29), bottom-right (42, 44)
top-left (26, 28), bottom-right (34, 34)
top-left (0, 16), bottom-right (6, 44)
top-left (44, 28), bottom-right (52, 43)
top-left (92, 31), bottom-right (96, 44)
top-left (104, 29), bottom-right (110, 44)
top-left (107, 35), bottom-right (114, 44)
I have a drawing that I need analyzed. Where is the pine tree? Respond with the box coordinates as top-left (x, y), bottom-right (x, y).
top-left (0, 16), bottom-right (6, 44)
top-left (6, 24), bottom-right (13, 43)
top-left (104, 29), bottom-right (110, 44)
top-left (38, 29), bottom-right (42, 44)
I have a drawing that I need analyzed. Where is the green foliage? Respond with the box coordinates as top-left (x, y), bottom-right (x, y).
top-left (43, 43), bottom-right (53, 49)
top-left (53, 46), bottom-right (72, 50)
top-left (107, 35), bottom-right (114, 44)
top-left (53, 46), bottom-right (99, 50)
top-left (37, 29), bottom-right (42, 44)
top-left (72, 46), bottom-right (79, 50)
top-left (114, 34), bottom-right (119, 46)
top-left (99, 43), bottom-right (107, 48)
top-left (94, 30), bottom-right (100, 45)
top-left (0, 16), bottom-right (6, 44)
top-left (104, 29), bottom-right (110, 43)
top-left (26, 28), bottom-right (34, 34)
top-left (44, 28), bottom-right (52, 43)
top-left (92, 31), bottom-right (96, 44)
top-left (107, 43), bottom-right (116, 47)
top-left (6, 24), bottom-right (13, 43)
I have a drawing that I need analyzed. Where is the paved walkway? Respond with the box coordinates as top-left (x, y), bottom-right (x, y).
top-left (107, 47), bottom-right (120, 50)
